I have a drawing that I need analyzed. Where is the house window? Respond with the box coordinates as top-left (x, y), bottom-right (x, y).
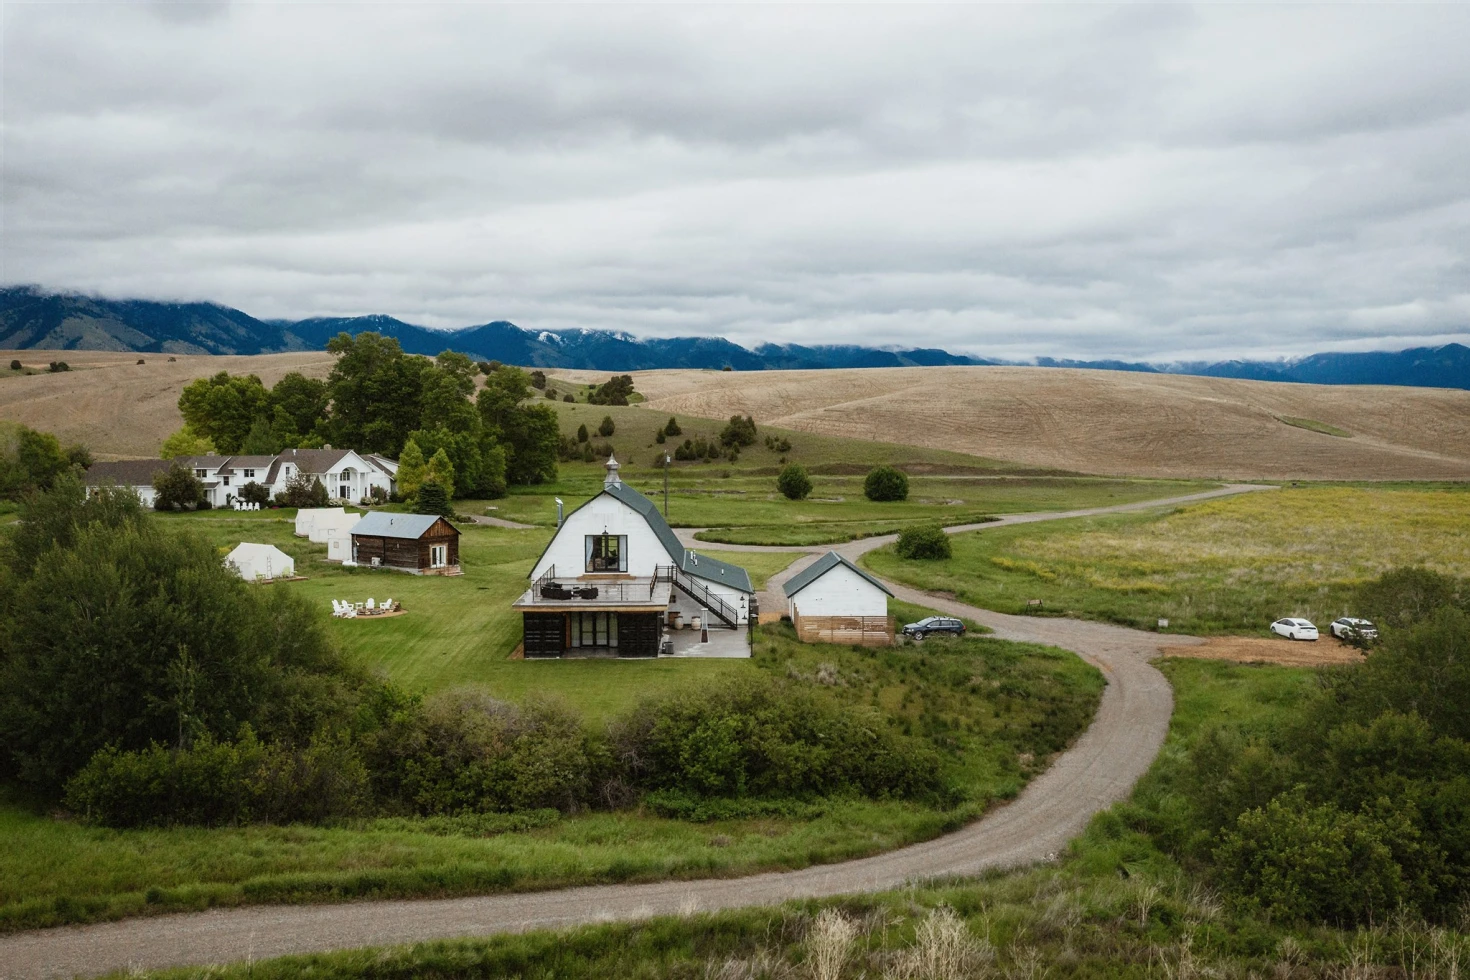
top-left (243, 468), bottom-right (255, 478)
top-left (585, 534), bottom-right (627, 572)
top-left (195, 469), bottom-right (207, 478)
top-left (570, 611), bottom-right (618, 648)
top-left (222, 476), bottom-right (230, 486)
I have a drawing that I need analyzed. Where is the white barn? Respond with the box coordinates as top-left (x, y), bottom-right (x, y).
top-left (515, 457), bottom-right (755, 658)
top-left (225, 542), bottom-right (296, 582)
top-left (782, 551), bottom-right (895, 646)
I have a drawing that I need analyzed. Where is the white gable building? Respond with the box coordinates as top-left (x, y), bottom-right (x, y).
top-left (515, 457), bottom-right (755, 658)
top-left (782, 551), bottom-right (895, 646)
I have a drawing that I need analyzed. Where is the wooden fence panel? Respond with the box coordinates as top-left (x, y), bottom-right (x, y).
top-left (793, 612), bottom-right (895, 647)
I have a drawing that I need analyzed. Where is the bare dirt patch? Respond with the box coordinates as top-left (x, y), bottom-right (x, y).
top-left (1160, 635), bottom-right (1365, 667)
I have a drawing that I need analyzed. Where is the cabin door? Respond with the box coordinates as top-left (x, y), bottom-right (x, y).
top-left (429, 544), bottom-right (447, 568)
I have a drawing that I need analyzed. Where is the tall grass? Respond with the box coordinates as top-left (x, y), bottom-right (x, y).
top-left (866, 486), bottom-right (1470, 634)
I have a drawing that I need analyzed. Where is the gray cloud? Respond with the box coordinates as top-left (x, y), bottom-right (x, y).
top-left (2, 4), bottom-right (1468, 361)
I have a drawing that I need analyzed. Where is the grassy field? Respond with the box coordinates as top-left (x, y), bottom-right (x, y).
top-left (0, 619), bottom-right (1100, 932)
top-left (865, 485), bottom-right (1470, 635)
top-left (113, 661), bottom-right (1392, 980)
top-left (154, 513), bottom-right (796, 713)
top-left (481, 471), bottom-right (1217, 537)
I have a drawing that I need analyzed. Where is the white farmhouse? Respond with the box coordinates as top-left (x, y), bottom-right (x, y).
top-left (84, 448), bottom-right (398, 510)
top-left (514, 457), bottom-right (755, 658)
top-left (225, 542), bottom-right (296, 582)
top-left (782, 551), bottom-right (895, 646)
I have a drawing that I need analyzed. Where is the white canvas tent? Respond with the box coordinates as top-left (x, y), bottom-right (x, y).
top-left (309, 511), bottom-right (360, 544)
top-left (295, 507), bottom-right (344, 537)
top-left (326, 528), bottom-right (352, 562)
top-left (226, 543), bottom-right (296, 582)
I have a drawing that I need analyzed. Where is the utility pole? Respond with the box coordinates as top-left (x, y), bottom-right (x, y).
top-left (663, 452), bottom-right (671, 518)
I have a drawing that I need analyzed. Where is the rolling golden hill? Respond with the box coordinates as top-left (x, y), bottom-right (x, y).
top-left (3, 350), bottom-right (1467, 480)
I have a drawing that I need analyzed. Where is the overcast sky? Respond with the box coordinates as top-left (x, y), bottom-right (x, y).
top-left (3, 4), bottom-right (1468, 362)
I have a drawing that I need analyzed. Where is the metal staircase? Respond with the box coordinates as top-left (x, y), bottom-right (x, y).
top-left (657, 564), bottom-right (740, 627)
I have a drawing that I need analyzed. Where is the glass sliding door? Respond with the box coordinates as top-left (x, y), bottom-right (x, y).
top-left (570, 611), bottom-right (618, 649)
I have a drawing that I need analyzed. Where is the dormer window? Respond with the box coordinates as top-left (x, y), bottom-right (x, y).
top-left (585, 533), bottom-right (627, 572)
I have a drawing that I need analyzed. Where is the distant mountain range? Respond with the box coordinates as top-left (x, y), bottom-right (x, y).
top-left (2, 285), bottom-right (1466, 389)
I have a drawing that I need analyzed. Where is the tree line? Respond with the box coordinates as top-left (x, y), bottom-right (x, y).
top-left (0, 425), bottom-right (91, 501)
top-left (168, 333), bottom-right (560, 498)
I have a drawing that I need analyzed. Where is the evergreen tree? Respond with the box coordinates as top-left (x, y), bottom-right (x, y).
top-left (414, 481), bottom-right (452, 517)
top-left (598, 416), bottom-right (615, 437)
top-left (239, 417), bottom-right (278, 456)
top-left (577, 423), bottom-right (589, 443)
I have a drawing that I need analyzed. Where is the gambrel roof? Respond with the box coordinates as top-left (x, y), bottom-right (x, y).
top-left (535, 476), bottom-right (754, 594)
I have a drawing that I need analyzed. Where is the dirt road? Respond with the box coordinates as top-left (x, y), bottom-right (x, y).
top-left (0, 485), bottom-right (1264, 979)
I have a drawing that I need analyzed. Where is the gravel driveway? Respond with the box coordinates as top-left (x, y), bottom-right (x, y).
top-left (0, 485), bottom-right (1267, 980)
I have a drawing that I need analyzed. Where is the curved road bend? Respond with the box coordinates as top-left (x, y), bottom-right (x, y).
top-left (0, 484), bottom-right (1270, 980)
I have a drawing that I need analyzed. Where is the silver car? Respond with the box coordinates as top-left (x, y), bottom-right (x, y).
top-left (1330, 617), bottom-right (1378, 642)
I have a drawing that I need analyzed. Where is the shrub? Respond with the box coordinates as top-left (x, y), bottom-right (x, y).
top-left (152, 462), bottom-right (205, 511)
top-left (598, 416), bottom-right (615, 437)
top-left (664, 417), bottom-right (681, 437)
top-left (544, 387), bottom-right (558, 399)
top-left (613, 676), bottom-right (943, 802)
top-left (237, 481), bottom-right (271, 507)
top-left (9, 359), bottom-right (20, 371)
top-left (362, 691), bottom-right (595, 815)
top-left (864, 465), bottom-right (909, 502)
top-left (48, 361), bottom-right (70, 372)
top-left (777, 464), bottom-right (812, 500)
top-left (896, 525), bottom-right (951, 560)
top-left (273, 473), bottom-right (329, 508)
top-left (1214, 790), bottom-right (1426, 925)
top-left (655, 429), bottom-right (666, 444)
top-left (563, 394), bottom-right (574, 403)
top-left (63, 728), bottom-right (370, 828)
top-left (719, 415), bottom-right (757, 448)
top-left (529, 370), bottom-right (546, 389)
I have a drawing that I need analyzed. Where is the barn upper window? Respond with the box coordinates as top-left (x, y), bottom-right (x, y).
top-left (585, 533), bottom-right (627, 573)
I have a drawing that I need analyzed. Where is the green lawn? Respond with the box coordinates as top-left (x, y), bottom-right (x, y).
top-left (0, 620), bottom-right (1100, 932)
top-left (480, 474), bottom-right (1217, 536)
top-left (155, 513), bottom-right (793, 715)
top-left (864, 485), bottom-right (1470, 636)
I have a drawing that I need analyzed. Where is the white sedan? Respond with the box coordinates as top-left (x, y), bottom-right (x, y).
top-left (1271, 618), bottom-right (1319, 641)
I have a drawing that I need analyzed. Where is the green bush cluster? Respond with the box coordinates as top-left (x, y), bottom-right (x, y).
top-left (64, 728), bottom-right (370, 828)
top-left (896, 524), bottom-right (952, 560)
top-left (864, 465), bottom-right (909, 502)
top-left (587, 375), bottom-right (636, 406)
top-left (719, 415), bottom-right (757, 449)
top-left (612, 676), bottom-right (945, 802)
top-left (1171, 569), bottom-right (1470, 925)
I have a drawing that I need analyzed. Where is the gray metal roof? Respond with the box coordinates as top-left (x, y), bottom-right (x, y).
top-left (84, 459), bottom-right (171, 487)
top-left (350, 511), bottom-right (456, 539)
top-left (782, 551), bottom-right (893, 599)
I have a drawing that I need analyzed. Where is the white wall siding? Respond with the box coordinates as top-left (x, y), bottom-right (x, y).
top-left (789, 564), bottom-right (889, 619)
top-left (532, 496), bottom-right (676, 581)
